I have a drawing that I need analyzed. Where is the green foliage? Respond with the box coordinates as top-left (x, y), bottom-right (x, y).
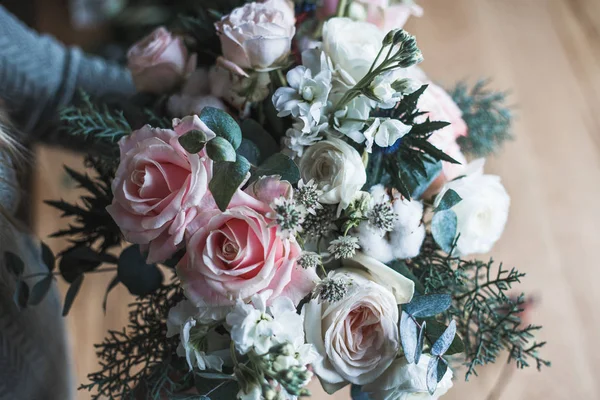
top-left (210, 155), bottom-right (252, 211)
top-left (252, 153), bottom-right (300, 184)
top-left (79, 282), bottom-right (193, 399)
top-left (451, 80), bottom-right (513, 157)
top-left (431, 210), bottom-right (458, 253)
top-left (117, 245), bottom-right (164, 296)
top-left (60, 92), bottom-right (131, 157)
top-left (406, 235), bottom-right (550, 380)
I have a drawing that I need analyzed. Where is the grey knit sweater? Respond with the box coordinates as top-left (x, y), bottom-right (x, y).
top-left (0, 6), bottom-right (135, 399)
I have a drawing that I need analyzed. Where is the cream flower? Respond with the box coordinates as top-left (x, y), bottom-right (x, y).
top-left (298, 137), bottom-right (367, 214)
top-left (434, 159), bottom-right (510, 256)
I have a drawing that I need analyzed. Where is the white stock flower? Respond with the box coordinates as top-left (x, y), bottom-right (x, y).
top-left (434, 159), bottom-right (510, 256)
top-left (358, 185), bottom-right (426, 262)
top-left (226, 292), bottom-right (306, 355)
top-left (299, 137), bottom-right (367, 214)
top-left (283, 121), bottom-right (325, 158)
top-left (364, 118), bottom-right (411, 152)
top-left (304, 269), bottom-right (402, 393)
top-left (273, 65), bottom-right (332, 132)
top-left (362, 356), bottom-right (454, 400)
top-left (322, 18), bottom-right (385, 83)
top-left (166, 300), bottom-right (226, 371)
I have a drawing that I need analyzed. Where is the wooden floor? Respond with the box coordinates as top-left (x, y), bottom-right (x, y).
top-left (31, 0), bottom-right (600, 399)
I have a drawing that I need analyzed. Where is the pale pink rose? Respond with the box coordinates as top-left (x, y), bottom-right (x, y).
top-left (215, 0), bottom-right (296, 72)
top-left (177, 204), bottom-right (318, 307)
top-left (318, 0), bottom-right (422, 31)
top-left (127, 27), bottom-right (197, 94)
top-left (107, 124), bottom-right (213, 263)
top-left (415, 81), bottom-right (469, 196)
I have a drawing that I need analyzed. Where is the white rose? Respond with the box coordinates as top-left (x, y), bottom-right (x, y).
top-left (304, 269), bottom-right (400, 393)
top-left (434, 159), bottom-right (510, 256)
top-left (215, 0), bottom-right (296, 72)
top-left (322, 17), bottom-right (385, 83)
top-left (299, 137), bottom-right (367, 214)
top-left (362, 355), bottom-right (454, 400)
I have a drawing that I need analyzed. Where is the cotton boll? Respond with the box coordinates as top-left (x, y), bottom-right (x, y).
top-left (357, 221), bottom-right (395, 263)
top-left (393, 195), bottom-right (424, 229)
top-left (389, 223), bottom-right (426, 259)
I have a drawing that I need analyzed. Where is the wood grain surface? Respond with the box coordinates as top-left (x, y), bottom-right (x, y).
top-left (31, 1), bottom-right (600, 399)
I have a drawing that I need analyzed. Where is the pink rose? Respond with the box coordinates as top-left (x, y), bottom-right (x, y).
top-left (177, 204), bottom-right (318, 307)
top-left (318, 0), bottom-right (422, 31)
top-left (107, 124), bottom-right (213, 263)
top-left (167, 69), bottom-right (228, 117)
top-left (215, 0), bottom-right (296, 72)
top-left (127, 27), bottom-right (197, 94)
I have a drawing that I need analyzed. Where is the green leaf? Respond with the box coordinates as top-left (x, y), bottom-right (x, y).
top-left (414, 139), bottom-right (461, 164)
top-left (400, 311), bottom-right (418, 364)
top-left (28, 275), bottom-right (54, 306)
top-left (241, 119), bottom-right (279, 163)
top-left (41, 242), bottom-right (56, 271)
top-left (435, 189), bottom-right (462, 212)
top-left (397, 156), bottom-right (442, 199)
top-left (432, 320), bottom-right (456, 356)
top-left (253, 153), bottom-right (300, 184)
top-left (423, 319), bottom-right (465, 356)
top-left (200, 107), bottom-right (242, 149)
top-left (206, 137), bottom-right (237, 162)
top-left (59, 246), bottom-right (103, 283)
top-left (237, 138), bottom-right (261, 165)
top-left (404, 294), bottom-right (452, 318)
top-left (351, 385), bottom-right (371, 400)
top-left (209, 155), bottom-right (251, 211)
top-left (195, 372), bottom-right (236, 380)
top-left (431, 210), bottom-right (457, 253)
top-left (426, 356), bottom-right (439, 395)
top-left (117, 245), bottom-right (163, 297)
top-left (102, 275), bottom-right (120, 313)
top-left (13, 280), bottom-right (29, 310)
top-left (194, 375), bottom-right (239, 399)
top-left (416, 320), bottom-right (426, 364)
top-left (5, 251), bottom-right (24, 277)
top-left (178, 129), bottom-right (208, 153)
top-left (63, 275), bottom-right (84, 316)
top-left (388, 261), bottom-right (425, 294)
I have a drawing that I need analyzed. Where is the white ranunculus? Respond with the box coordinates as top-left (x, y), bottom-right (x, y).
top-left (322, 18), bottom-right (385, 83)
top-left (434, 159), bottom-right (510, 256)
top-left (299, 137), bottom-right (367, 214)
top-left (215, 0), bottom-right (296, 72)
top-left (273, 65), bottom-right (332, 132)
top-left (304, 269), bottom-right (400, 393)
top-left (342, 252), bottom-right (414, 304)
top-left (358, 185), bottom-right (426, 262)
top-left (362, 356), bottom-right (454, 400)
top-left (166, 300), bottom-right (227, 371)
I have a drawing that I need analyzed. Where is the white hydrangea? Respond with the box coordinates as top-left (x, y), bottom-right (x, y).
top-left (226, 291), bottom-right (307, 356)
top-left (166, 300), bottom-right (226, 371)
top-left (434, 159), bottom-right (510, 256)
top-left (358, 185), bottom-right (425, 262)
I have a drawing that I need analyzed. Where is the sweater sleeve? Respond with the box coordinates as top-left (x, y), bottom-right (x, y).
top-left (0, 5), bottom-right (135, 135)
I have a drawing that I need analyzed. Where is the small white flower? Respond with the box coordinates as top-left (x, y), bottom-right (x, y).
top-left (294, 179), bottom-right (323, 214)
top-left (267, 197), bottom-right (305, 239)
top-left (370, 73), bottom-right (398, 104)
top-left (365, 118), bottom-right (411, 152)
top-left (273, 66), bottom-right (332, 132)
top-left (328, 235), bottom-right (361, 259)
top-left (282, 122), bottom-right (325, 158)
top-left (297, 251), bottom-right (321, 269)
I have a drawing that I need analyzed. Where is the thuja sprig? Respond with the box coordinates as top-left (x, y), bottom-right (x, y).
top-left (331, 29), bottom-right (423, 121)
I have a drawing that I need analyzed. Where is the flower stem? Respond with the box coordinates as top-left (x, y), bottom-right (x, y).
top-left (336, 0), bottom-right (349, 17)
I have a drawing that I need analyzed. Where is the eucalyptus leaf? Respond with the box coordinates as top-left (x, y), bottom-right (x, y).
top-left (423, 319), bottom-right (465, 355)
top-left (400, 311), bottom-right (418, 364)
top-left (431, 210), bottom-right (457, 253)
top-left (253, 153), bottom-right (300, 184)
top-left (241, 119), bottom-right (279, 163)
top-left (426, 356), bottom-right (439, 395)
top-left (200, 107), bottom-right (242, 149)
top-left (351, 384), bottom-right (371, 399)
top-left (436, 358), bottom-right (449, 383)
top-left (41, 242), bottom-right (56, 271)
top-left (432, 320), bottom-right (457, 356)
top-left (404, 294), bottom-right (452, 318)
top-left (59, 246), bottom-right (103, 283)
top-left (62, 274), bottom-right (84, 316)
top-left (194, 374), bottom-right (239, 399)
top-left (415, 320), bottom-right (426, 364)
top-left (28, 275), bottom-right (54, 306)
top-left (237, 138), bottom-right (261, 165)
top-left (13, 280), bottom-right (29, 310)
top-left (117, 245), bottom-right (163, 297)
top-left (209, 155), bottom-right (251, 211)
top-left (5, 251), bottom-right (24, 277)
top-left (435, 189), bottom-right (462, 212)
top-left (206, 137), bottom-right (236, 162)
top-left (178, 129), bottom-right (208, 153)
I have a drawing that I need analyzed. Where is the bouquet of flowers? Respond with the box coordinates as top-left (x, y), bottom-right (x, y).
top-left (9, 0), bottom-right (549, 399)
